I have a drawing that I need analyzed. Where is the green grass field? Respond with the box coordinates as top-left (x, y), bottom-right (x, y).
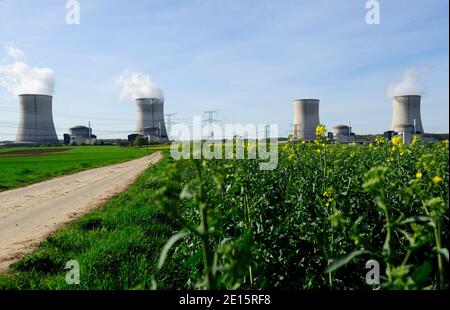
top-left (0, 146), bottom-right (154, 191)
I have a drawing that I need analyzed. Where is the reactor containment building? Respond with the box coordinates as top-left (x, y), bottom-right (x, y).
top-left (135, 98), bottom-right (168, 142)
top-left (293, 99), bottom-right (320, 141)
top-left (15, 94), bottom-right (60, 145)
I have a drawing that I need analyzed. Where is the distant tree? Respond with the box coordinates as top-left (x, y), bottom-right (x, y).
top-left (117, 140), bottom-right (130, 147)
top-left (134, 135), bottom-right (148, 150)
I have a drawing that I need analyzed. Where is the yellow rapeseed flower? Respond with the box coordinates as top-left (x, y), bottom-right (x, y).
top-left (432, 176), bottom-right (442, 184)
top-left (416, 172), bottom-right (422, 179)
top-left (316, 124), bottom-right (327, 137)
top-left (375, 137), bottom-right (387, 144)
top-left (391, 135), bottom-right (402, 146)
top-left (411, 135), bottom-right (421, 145)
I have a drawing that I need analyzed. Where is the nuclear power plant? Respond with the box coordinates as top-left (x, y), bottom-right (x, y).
top-left (15, 94), bottom-right (60, 145)
top-left (1, 90), bottom-right (446, 148)
top-left (285, 93), bottom-right (444, 145)
top-left (332, 124), bottom-right (355, 143)
top-left (390, 95), bottom-right (424, 134)
top-left (64, 125), bottom-right (97, 145)
top-left (135, 98), bottom-right (168, 142)
top-left (292, 99), bottom-right (320, 141)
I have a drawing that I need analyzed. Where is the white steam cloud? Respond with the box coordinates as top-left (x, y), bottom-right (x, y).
top-left (0, 45), bottom-right (55, 96)
top-left (387, 69), bottom-right (427, 98)
top-left (6, 45), bottom-right (25, 61)
top-left (116, 71), bottom-right (164, 101)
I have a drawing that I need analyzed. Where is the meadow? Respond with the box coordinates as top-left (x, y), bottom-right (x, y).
top-left (0, 146), bottom-right (151, 191)
top-left (0, 137), bottom-right (448, 290)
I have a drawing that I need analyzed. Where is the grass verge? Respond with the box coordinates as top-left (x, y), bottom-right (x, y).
top-left (0, 146), bottom-right (153, 191)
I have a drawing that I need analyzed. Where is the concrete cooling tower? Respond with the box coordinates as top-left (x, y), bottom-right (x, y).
top-left (390, 95), bottom-right (424, 134)
top-left (293, 99), bottom-right (320, 140)
top-left (135, 98), bottom-right (168, 141)
top-left (15, 94), bottom-right (60, 145)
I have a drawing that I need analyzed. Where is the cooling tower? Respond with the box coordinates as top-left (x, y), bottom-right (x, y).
top-left (135, 98), bottom-right (168, 141)
top-left (293, 99), bottom-right (320, 140)
top-left (390, 95), bottom-right (424, 134)
top-left (15, 94), bottom-right (60, 145)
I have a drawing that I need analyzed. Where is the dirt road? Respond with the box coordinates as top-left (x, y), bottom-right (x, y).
top-left (0, 151), bottom-right (163, 271)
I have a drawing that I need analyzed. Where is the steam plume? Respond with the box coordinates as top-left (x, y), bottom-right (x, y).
top-left (387, 69), bottom-right (427, 98)
top-left (6, 44), bottom-right (25, 61)
top-left (0, 45), bottom-right (55, 96)
top-left (116, 71), bottom-right (164, 101)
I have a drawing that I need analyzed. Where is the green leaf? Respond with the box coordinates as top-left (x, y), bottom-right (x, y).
top-left (325, 250), bottom-right (370, 274)
top-left (411, 262), bottom-right (432, 286)
top-left (439, 248), bottom-right (449, 262)
top-left (158, 231), bottom-right (190, 269)
top-left (400, 216), bottom-right (434, 225)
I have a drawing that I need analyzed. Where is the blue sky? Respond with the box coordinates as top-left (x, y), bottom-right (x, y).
top-left (0, 0), bottom-right (448, 140)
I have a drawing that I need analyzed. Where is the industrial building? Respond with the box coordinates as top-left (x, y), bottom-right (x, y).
top-left (135, 97), bottom-right (168, 142)
top-left (292, 99), bottom-right (320, 141)
top-left (332, 124), bottom-right (355, 143)
top-left (390, 95), bottom-right (424, 134)
top-left (286, 94), bottom-right (430, 145)
top-left (15, 94), bottom-right (60, 145)
top-left (388, 95), bottom-right (425, 144)
top-left (396, 124), bottom-right (415, 144)
top-left (3, 88), bottom-right (443, 148)
top-left (128, 133), bottom-right (141, 143)
top-left (64, 125), bottom-right (96, 145)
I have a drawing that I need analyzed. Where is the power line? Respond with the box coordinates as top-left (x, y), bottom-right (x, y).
top-left (202, 110), bottom-right (219, 140)
top-left (0, 105), bottom-right (136, 122)
top-left (0, 121), bottom-right (135, 133)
